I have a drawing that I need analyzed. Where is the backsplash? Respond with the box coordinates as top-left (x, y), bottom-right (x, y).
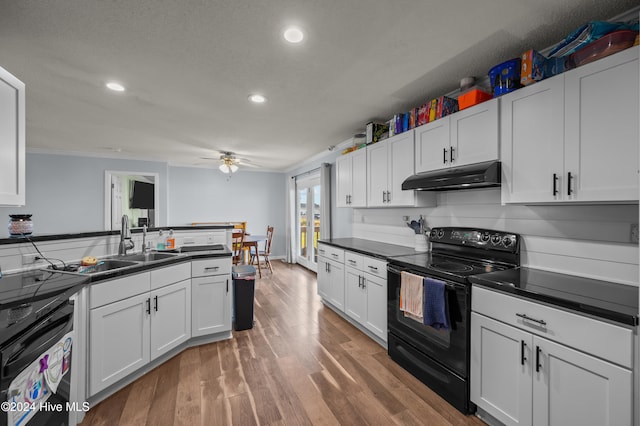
top-left (0, 229), bottom-right (229, 274)
top-left (352, 188), bottom-right (639, 286)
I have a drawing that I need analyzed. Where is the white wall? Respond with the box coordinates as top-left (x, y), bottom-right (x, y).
top-left (0, 153), bottom-right (169, 234)
top-left (351, 188), bottom-right (639, 285)
top-left (168, 165), bottom-right (286, 257)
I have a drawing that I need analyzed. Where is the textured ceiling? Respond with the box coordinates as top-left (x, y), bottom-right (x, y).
top-left (0, 0), bottom-right (637, 171)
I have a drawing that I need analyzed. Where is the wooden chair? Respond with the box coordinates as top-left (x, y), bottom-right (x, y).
top-left (232, 229), bottom-right (245, 265)
top-left (251, 226), bottom-right (274, 273)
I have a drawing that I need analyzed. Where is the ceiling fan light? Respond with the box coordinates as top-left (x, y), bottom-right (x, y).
top-left (248, 94), bottom-right (266, 103)
top-left (218, 162), bottom-right (238, 174)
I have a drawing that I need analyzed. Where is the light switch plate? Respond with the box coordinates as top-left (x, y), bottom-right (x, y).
top-left (630, 224), bottom-right (639, 243)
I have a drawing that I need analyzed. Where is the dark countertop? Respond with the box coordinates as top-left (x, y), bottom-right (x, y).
top-left (469, 267), bottom-right (639, 326)
top-left (319, 238), bottom-right (418, 260)
top-left (61, 245), bottom-right (232, 283)
top-left (0, 225), bottom-right (234, 245)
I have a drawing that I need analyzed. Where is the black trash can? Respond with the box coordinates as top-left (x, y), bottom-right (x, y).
top-left (232, 265), bottom-right (256, 331)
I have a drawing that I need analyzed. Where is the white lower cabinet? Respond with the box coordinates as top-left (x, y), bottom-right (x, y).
top-left (191, 257), bottom-right (232, 337)
top-left (344, 251), bottom-right (387, 342)
top-left (318, 244), bottom-right (345, 311)
top-left (471, 286), bottom-right (633, 426)
top-left (150, 280), bottom-right (191, 359)
top-left (89, 264), bottom-right (191, 396)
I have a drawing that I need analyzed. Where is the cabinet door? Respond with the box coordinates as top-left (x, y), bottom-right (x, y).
top-left (344, 267), bottom-right (366, 325)
top-left (471, 313), bottom-right (533, 426)
top-left (327, 260), bottom-right (345, 311)
top-left (533, 336), bottom-right (633, 426)
top-left (0, 67), bottom-right (25, 206)
top-left (191, 275), bottom-right (231, 337)
top-left (336, 154), bottom-right (352, 208)
top-left (387, 130), bottom-right (416, 206)
top-left (501, 76), bottom-right (565, 203)
top-left (151, 279), bottom-right (191, 360)
top-left (415, 118), bottom-right (450, 173)
top-left (564, 47), bottom-right (639, 202)
top-left (317, 258), bottom-right (329, 299)
top-left (451, 98), bottom-right (499, 167)
top-left (89, 292), bottom-right (151, 396)
top-left (366, 140), bottom-right (389, 207)
top-left (364, 273), bottom-right (386, 342)
top-left (350, 148), bottom-right (367, 207)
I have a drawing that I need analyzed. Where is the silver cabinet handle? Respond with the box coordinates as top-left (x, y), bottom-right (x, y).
top-left (516, 313), bottom-right (547, 326)
top-left (348, 259), bottom-right (357, 264)
top-left (386, 191), bottom-right (391, 202)
top-left (204, 266), bottom-right (220, 271)
top-left (368, 265), bottom-right (378, 271)
top-left (331, 253), bottom-right (339, 258)
top-left (382, 191), bottom-right (387, 203)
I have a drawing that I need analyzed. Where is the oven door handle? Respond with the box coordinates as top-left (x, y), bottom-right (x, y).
top-left (2, 303), bottom-right (74, 377)
top-left (388, 265), bottom-right (467, 291)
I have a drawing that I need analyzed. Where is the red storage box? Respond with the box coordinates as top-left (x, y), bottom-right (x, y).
top-left (571, 30), bottom-right (638, 67)
top-left (457, 89), bottom-right (492, 110)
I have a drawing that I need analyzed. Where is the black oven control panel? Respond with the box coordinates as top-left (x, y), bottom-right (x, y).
top-left (430, 227), bottom-right (519, 253)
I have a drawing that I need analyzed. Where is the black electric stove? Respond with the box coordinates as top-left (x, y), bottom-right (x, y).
top-left (387, 227), bottom-right (521, 414)
top-left (0, 270), bottom-right (89, 347)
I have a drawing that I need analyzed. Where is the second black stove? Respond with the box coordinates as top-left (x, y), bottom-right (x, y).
top-left (388, 227), bottom-right (521, 283)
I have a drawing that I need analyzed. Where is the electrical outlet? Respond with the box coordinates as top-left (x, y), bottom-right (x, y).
top-left (631, 224), bottom-right (639, 243)
top-left (22, 254), bottom-right (40, 265)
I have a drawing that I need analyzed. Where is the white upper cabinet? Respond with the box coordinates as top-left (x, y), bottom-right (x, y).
top-left (501, 76), bottom-right (565, 203)
top-left (415, 99), bottom-right (499, 173)
top-left (563, 46), bottom-right (639, 202)
top-left (367, 130), bottom-right (435, 207)
top-left (502, 46), bottom-right (639, 204)
top-left (336, 148), bottom-right (367, 207)
top-left (0, 66), bottom-right (25, 206)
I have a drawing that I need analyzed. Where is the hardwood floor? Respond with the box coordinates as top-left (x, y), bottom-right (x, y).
top-left (80, 261), bottom-right (485, 426)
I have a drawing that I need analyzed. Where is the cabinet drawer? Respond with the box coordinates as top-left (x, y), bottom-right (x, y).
top-left (191, 258), bottom-right (231, 277)
top-left (472, 285), bottom-right (633, 368)
top-left (90, 272), bottom-right (151, 309)
top-left (362, 256), bottom-right (386, 279)
top-left (344, 251), bottom-right (364, 269)
top-left (318, 244), bottom-right (344, 263)
top-left (150, 262), bottom-right (191, 290)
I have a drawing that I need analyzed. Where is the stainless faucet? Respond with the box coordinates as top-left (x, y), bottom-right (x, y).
top-left (118, 214), bottom-right (135, 256)
top-left (142, 225), bottom-right (149, 254)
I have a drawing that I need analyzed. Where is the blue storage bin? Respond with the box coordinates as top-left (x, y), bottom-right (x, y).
top-left (488, 58), bottom-right (522, 97)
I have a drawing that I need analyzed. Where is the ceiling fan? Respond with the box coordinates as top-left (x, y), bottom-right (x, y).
top-left (200, 151), bottom-right (257, 174)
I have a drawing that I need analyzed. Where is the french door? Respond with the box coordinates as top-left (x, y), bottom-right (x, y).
top-left (296, 174), bottom-right (321, 272)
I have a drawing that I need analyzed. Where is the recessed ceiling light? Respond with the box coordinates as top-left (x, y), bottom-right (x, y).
top-left (106, 81), bottom-right (125, 92)
top-left (248, 94), bottom-right (266, 103)
top-left (283, 27), bottom-right (304, 44)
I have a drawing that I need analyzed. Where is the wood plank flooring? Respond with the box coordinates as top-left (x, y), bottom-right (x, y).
top-left (80, 260), bottom-right (485, 426)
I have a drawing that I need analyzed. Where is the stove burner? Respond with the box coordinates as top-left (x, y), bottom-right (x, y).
top-left (430, 262), bottom-right (474, 273)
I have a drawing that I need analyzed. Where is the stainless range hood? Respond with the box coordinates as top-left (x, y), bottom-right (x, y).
top-left (402, 160), bottom-right (501, 191)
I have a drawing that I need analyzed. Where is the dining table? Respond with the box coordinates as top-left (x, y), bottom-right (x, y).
top-left (235, 233), bottom-right (267, 278)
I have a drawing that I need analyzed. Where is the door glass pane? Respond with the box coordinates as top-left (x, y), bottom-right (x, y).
top-left (312, 185), bottom-right (321, 264)
top-left (298, 189), bottom-right (307, 258)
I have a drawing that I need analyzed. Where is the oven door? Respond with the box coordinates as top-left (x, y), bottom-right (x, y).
top-left (387, 264), bottom-right (469, 377)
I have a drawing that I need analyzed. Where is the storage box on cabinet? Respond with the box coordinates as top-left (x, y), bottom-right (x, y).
top-left (501, 46), bottom-right (639, 204)
top-left (471, 285), bottom-right (633, 426)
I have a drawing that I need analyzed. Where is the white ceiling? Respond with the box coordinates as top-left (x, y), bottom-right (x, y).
top-left (0, 0), bottom-right (637, 171)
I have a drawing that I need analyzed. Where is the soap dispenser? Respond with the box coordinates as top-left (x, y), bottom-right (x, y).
top-left (166, 229), bottom-right (175, 250)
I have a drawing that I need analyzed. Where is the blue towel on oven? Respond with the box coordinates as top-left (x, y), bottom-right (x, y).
top-left (423, 277), bottom-right (450, 330)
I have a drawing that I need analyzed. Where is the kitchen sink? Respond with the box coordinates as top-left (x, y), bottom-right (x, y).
top-left (48, 259), bottom-right (139, 274)
top-left (118, 252), bottom-right (178, 262)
